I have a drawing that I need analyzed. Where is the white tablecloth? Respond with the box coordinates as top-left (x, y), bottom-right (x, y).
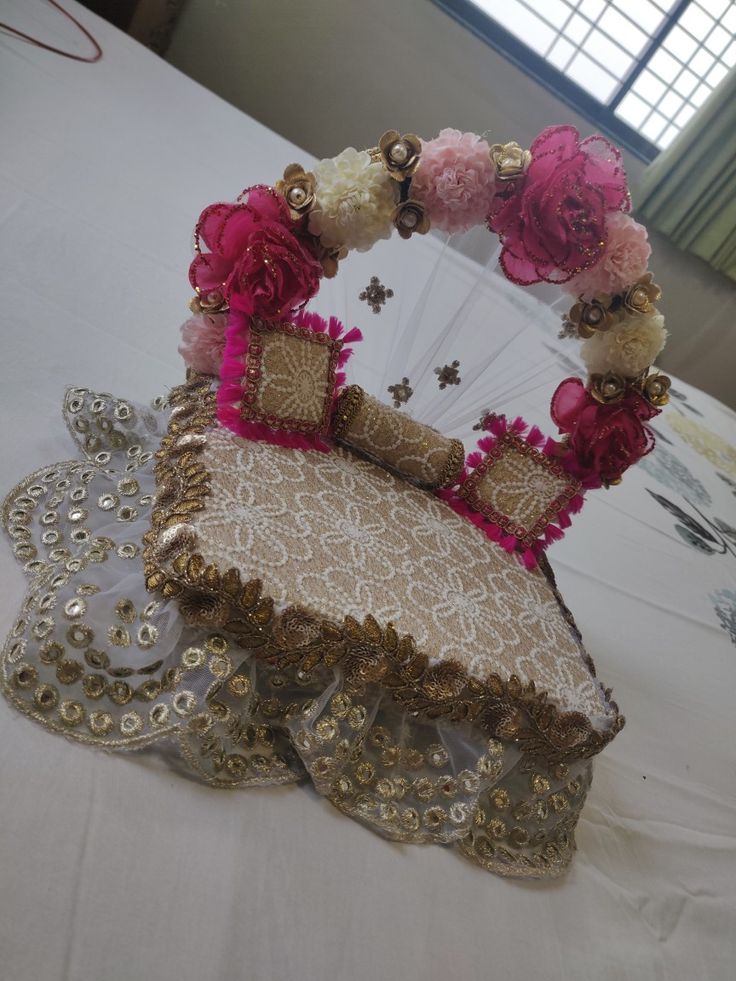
top-left (1, 4), bottom-right (735, 980)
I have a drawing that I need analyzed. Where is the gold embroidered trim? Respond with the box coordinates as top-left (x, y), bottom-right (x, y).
top-left (438, 437), bottom-right (465, 490)
top-left (145, 375), bottom-right (623, 767)
top-left (332, 384), bottom-right (365, 439)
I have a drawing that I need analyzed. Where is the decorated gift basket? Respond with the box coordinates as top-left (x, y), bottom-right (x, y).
top-left (1, 125), bottom-right (670, 879)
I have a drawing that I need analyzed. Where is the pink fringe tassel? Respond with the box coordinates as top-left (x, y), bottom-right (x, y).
top-left (526, 425), bottom-right (545, 448)
top-left (543, 524), bottom-right (564, 545)
top-left (521, 549), bottom-right (538, 570)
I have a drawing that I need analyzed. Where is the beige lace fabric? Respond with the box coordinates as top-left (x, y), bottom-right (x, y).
top-left (189, 426), bottom-right (609, 721)
top-left (334, 386), bottom-right (464, 488)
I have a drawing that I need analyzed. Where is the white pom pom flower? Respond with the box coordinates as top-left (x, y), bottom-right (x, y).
top-left (308, 147), bottom-right (397, 256)
top-left (582, 310), bottom-right (668, 378)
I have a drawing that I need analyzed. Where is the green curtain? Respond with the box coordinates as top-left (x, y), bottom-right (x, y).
top-left (636, 67), bottom-right (736, 282)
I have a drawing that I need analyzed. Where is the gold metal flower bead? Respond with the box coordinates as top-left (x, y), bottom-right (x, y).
top-left (589, 372), bottom-right (626, 404)
top-left (564, 297), bottom-right (615, 338)
top-left (392, 199), bottom-right (430, 239)
top-left (275, 163), bottom-right (316, 219)
top-left (622, 272), bottom-right (661, 315)
top-left (378, 130), bottom-right (422, 180)
top-left (642, 371), bottom-right (671, 406)
top-left (189, 289), bottom-right (227, 314)
top-left (489, 141), bottom-right (532, 180)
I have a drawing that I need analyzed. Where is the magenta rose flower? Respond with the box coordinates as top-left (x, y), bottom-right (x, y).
top-left (551, 376), bottom-right (658, 485)
top-left (188, 185), bottom-right (322, 320)
top-left (488, 126), bottom-right (630, 286)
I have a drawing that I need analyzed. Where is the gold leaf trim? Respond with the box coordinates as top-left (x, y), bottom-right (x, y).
top-left (332, 385), bottom-right (365, 439)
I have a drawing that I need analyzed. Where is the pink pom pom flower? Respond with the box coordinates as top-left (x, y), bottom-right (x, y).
top-left (562, 212), bottom-right (651, 299)
top-left (178, 312), bottom-right (228, 376)
top-left (411, 128), bottom-right (496, 234)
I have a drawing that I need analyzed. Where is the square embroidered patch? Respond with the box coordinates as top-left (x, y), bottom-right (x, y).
top-left (217, 310), bottom-right (360, 451)
top-left (456, 430), bottom-right (582, 549)
top-left (240, 318), bottom-right (342, 434)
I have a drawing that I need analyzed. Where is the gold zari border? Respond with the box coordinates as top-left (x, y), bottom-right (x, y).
top-left (143, 373), bottom-right (624, 768)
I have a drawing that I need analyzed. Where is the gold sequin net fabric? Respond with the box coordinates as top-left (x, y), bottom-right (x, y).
top-left (334, 387), bottom-right (463, 489)
top-left (188, 427), bottom-right (608, 721)
top-left (1, 384), bottom-right (616, 879)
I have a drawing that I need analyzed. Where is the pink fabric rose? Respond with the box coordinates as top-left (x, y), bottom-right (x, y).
top-left (178, 312), bottom-right (227, 376)
top-left (411, 129), bottom-right (496, 234)
top-left (188, 185), bottom-right (322, 320)
top-left (489, 126), bottom-right (630, 285)
top-left (563, 212), bottom-right (651, 299)
top-left (551, 376), bottom-right (658, 485)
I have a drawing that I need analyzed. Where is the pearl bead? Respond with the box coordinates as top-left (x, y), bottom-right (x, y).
top-left (389, 141), bottom-right (409, 164)
top-left (288, 186), bottom-right (307, 206)
top-left (400, 210), bottom-right (418, 229)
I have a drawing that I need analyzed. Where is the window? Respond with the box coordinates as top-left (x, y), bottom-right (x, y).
top-left (434, 0), bottom-right (736, 160)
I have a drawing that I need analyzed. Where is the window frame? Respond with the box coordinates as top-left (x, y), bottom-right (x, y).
top-left (432, 0), bottom-right (695, 162)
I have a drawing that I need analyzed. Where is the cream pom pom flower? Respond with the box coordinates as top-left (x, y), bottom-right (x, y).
top-left (582, 310), bottom-right (668, 378)
top-left (308, 147), bottom-right (398, 256)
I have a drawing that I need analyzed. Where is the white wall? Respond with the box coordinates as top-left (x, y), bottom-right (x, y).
top-left (167, 0), bottom-right (736, 406)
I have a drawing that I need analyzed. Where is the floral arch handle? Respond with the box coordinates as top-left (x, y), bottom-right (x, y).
top-left (180, 125), bottom-right (671, 566)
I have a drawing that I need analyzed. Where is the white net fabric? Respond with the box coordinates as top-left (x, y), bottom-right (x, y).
top-left (309, 228), bottom-right (572, 442)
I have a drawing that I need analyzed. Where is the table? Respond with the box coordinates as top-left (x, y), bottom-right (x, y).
top-left (1, 3), bottom-right (735, 979)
